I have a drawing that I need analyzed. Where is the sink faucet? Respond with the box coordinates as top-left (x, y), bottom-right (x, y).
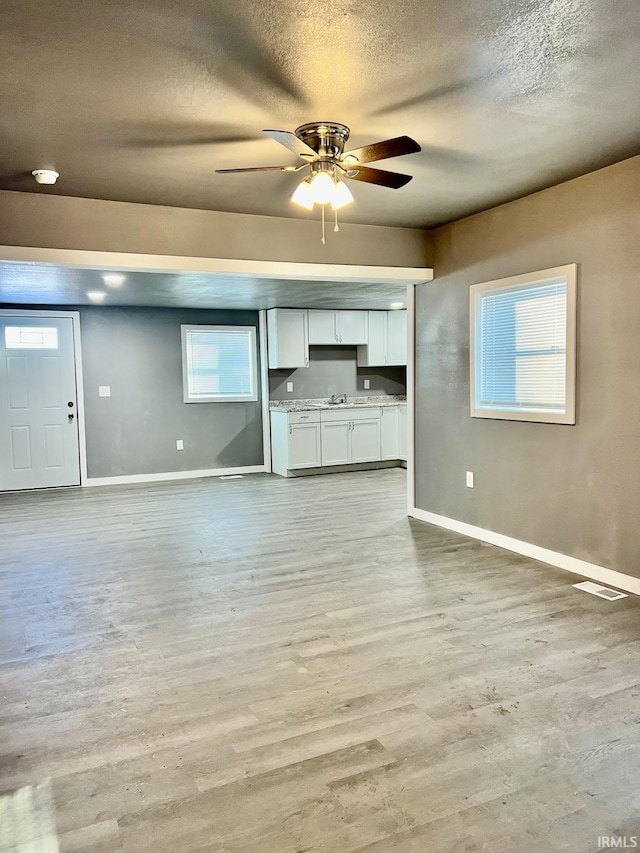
top-left (329, 393), bottom-right (348, 405)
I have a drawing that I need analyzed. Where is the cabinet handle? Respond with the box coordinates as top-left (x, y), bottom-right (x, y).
top-left (300, 415), bottom-right (309, 419)
top-left (289, 426), bottom-right (292, 434)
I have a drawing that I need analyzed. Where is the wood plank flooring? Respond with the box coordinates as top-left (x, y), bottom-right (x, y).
top-left (1, 469), bottom-right (640, 852)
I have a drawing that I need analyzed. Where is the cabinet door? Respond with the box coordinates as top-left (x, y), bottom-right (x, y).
top-left (387, 310), bottom-right (407, 366)
top-left (398, 406), bottom-right (407, 461)
top-left (321, 421), bottom-right (350, 466)
top-left (380, 407), bottom-right (399, 459)
top-left (336, 311), bottom-right (367, 344)
top-left (350, 419), bottom-right (381, 463)
top-left (288, 423), bottom-right (321, 469)
top-left (357, 311), bottom-right (387, 367)
top-left (308, 310), bottom-right (337, 344)
top-left (267, 309), bottom-right (308, 368)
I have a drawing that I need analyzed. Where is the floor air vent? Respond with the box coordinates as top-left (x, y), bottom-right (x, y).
top-left (573, 580), bottom-right (628, 600)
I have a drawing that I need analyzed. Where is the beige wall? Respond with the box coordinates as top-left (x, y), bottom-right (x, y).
top-left (0, 190), bottom-right (432, 268)
top-left (415, 155), bottom-right (640, 578)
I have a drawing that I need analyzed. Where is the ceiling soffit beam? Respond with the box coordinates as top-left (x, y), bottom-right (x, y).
top-left (0, 246), bottom-right (433, 285)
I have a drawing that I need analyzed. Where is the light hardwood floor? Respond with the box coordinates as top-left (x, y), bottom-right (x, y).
top-left (1, 469), bottom-right (640, 852)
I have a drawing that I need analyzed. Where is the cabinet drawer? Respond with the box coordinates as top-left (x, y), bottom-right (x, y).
top-left (287, 410), bottom-right (321, 424)
top-left (320, 407), bottom-right (380, 422)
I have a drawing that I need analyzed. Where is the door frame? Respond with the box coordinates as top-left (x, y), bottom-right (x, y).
top-left (406, 284), bottom-right (416, 514)
top-left (0, 308), bottom-right (88, 487)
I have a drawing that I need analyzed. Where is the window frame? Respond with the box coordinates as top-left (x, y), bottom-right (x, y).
top-left (469, 264), bottom-right (577, 424)
top-left (181, 324), bottom-right (258, 404)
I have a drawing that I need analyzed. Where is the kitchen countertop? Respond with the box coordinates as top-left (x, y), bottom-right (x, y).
top-left (269, 396), bottom-right (407, 413)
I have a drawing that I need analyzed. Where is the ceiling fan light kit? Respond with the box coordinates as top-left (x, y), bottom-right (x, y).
top-left (216, 121), bottom-right (420, 242)
top-left (290, 177), bottom-right (315, 210)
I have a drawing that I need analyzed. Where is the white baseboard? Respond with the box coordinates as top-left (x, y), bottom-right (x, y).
top-left (85, 465), bottom-right (266, 487)
top-left (409, 506), bottom-right (640, 597)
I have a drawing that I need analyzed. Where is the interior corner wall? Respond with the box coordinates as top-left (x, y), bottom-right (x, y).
top-left (0, 190), bottom-right (433, 268)
top-left (414, 154), bottom-right (640, 579)
top-left (77, 306), bottom-right (263, 478)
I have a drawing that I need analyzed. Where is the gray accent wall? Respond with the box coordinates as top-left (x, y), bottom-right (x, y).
top-left (269, 346), bottom-right (406, 401)
top-left (415, 154), bottom-right (640, 578)
top-left (78, 307), bottom-right (263, 478)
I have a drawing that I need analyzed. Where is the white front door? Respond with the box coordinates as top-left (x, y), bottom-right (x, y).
top-left (0, 316), bottom-right (80, 490)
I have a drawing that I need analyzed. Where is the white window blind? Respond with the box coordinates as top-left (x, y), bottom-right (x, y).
top-left (181, 325), bottom-right (258, 403)
top-left (470, 266), bottom-right (576, 424)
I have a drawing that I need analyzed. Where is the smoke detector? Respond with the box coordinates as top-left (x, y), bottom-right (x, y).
top-left (32, 169), bottom-right (59, 185)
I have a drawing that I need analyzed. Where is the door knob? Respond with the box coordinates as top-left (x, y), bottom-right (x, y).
top-left (68, 413), bottom-right (75, 421)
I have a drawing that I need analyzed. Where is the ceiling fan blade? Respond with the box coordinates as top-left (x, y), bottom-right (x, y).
top-left (341, 135), bottom-right (421, 164)
top-left (215, 165), bottom-right (299, 173)
top-left (263, 129), bottom-right (316, 159)
top-left (370, 81), bottom-right (475, 117)
top-left (344, 165), bottom-right (413, 189)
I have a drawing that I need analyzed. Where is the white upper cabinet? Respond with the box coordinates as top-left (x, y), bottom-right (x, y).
top-left (266, 309), bottom-right (309, 369)
top-left (335, 311), bottom-right (367, 344)
top-left (357, 311), bottom-right (387, 367)
top-left (267, 307), bottom-right (405, 368)
top-left (357, 310), bottom-right (407, 366)
top-left (307, 310), bottom-right (368, 345)
top-left (308, 310), bottom-right (337, 344)
top-left (387, 310), bottom-right (407, 366)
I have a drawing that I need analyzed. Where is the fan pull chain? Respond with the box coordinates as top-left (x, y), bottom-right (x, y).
top-left (321, 205), bottom-right (326, 245)
top-left (333, 164), bottom-right (339, 233)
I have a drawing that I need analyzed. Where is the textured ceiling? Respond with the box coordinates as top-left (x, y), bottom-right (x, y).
top-left (0, 263), bottom-right (407, 310)
top-left (1, 0), bottom-right (639, 227)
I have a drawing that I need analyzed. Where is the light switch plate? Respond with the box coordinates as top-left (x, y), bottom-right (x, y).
top-left (98, 385), bottom-right (111, 397)
top-left (176, 439), bottom-right (184, 451)
top-left (364, 379), bottom-right (370, 389)
top-left (286, 381), bottom-right (294, 393)
top-left (466, 471), bottom-right (474, 488)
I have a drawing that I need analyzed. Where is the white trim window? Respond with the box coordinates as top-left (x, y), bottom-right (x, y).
top-left (470, 264), bottom-right (577, 424)
top-left (181, 325), bottom-right (258, 403)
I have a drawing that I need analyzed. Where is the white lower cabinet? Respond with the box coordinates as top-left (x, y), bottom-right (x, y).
top-left (320, 421), bottom-right (351, 465)
top-left (289, 423), bottom-right (321, 469)
top-left (271, 410), bottom-right (321, 475)
top-left (380, 406), bottom-right (399, 460)
top-left (398, 404), bottom-right (407, 461)
top-left (320, 408), bottom-right (381, 466)
top-left (271, 405), bottom-right (405, 476)
top-left (351, 420), bottom-right (381, 463)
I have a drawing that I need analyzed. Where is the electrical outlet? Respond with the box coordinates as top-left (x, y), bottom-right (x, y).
top-left (466, 471), bottom-right (474, 488)
top-left (98, 385), bottom-right (111, 397)
top-left (286, 381), bottom-right (294, 393)
top-left (176, 439), bottom-right (184, 451)
top-left (364, 379), bottom-right (370, 390)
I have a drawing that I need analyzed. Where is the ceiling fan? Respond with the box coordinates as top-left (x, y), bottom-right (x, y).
top-left (215, 122), bottom-right (421, 240)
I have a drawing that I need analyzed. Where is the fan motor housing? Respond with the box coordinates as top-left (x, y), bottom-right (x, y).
top-left (295, 122), bottom-right (350, 159)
